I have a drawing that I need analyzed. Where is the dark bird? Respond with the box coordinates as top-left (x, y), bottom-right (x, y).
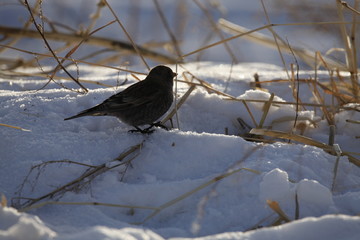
top-left (64, 65), bottom-right (176, 133)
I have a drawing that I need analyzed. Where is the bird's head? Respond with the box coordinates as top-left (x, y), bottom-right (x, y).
top-left (147, 65), bottom-right (177, 87)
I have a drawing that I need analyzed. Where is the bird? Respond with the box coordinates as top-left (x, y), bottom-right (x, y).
top-left (64, 65), bottom-right (177, 133)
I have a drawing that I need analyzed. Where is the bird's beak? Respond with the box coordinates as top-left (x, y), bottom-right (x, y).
top-left (172, 72), bottom-right (177, 77)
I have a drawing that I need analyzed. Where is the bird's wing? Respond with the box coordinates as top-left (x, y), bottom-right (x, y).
top-left (101, 82), bottom-right (160, 111)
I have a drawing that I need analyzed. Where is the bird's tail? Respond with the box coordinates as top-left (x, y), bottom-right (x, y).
top-left (64, 105), bottom-right (106, 120)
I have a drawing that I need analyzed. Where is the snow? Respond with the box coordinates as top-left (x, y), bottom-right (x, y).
top-left (1, 62), bottom-right (360, 240)
top-left (0, 207), bottom-right (56, 240)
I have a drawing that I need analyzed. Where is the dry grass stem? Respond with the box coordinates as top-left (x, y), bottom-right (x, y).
top-left (245, 213), bottom-right (276, 231)
top-left (153, 0), bottom-right (182, 57)
top-left (23, 0), bottom-right (88, 92)
top-left (103, 0), bottom-right (150, 70)
top-left (0, 43), bottom-right (147, 75)
top-left (336, 0), bottom-right (359, 100)
top-left (178, 69), bottom-right (357, 112)
top-left (270, 116), bottom-right (317, 128)
top-left (250, 128), bottom-right (360, 167)
top-left (329, 125), bottom-right (336, 146)
top-left (19, 200), bottom-right (158, 213)
top-left (346, 119), bottom-right (360, 124)
top-left (181, 23), bottom-right (275, 59)
top-left (162, 84), bottom-right (196, 126)
top-left (218, 19), bottom-right (349, 70)
top-left (192, 145), bottom-right (263, 234)
top-left (0, 123), bottom-right (31, 132)
top-left (267, 200), bottom-right (291, 223)
top-left (295, 193), bottom-right (300, 220)
top-left (0, 0), bottom-right (41, 55)
top-left (341, 1), bottom-right (360, 15)
top-left (331, 144), bottom-right (343, 192)
top-left (250, 128), bottom-right (333, 150)
top-left (242, 100), bottom-right (259, 128)
top-left (181, 71), bottom-right (235, 98)
top-left (84, 0), bottom-right (106, 35)
top-left (40, 19), bottom-right (117, 90)
top-left (258, 93), bottom-right (275, 128)
top-left (1, 195), bottom-right (8, 207)
top-left (2, 70), bottom-right (114, 88)
top-left (260, 0), bottom-right (290, 79)
top-left (193, 0), bottom-right (238, 63)
top-left (14, 142), bottom-right (144, 210)
top-left (136, 167), bottom-right (260, 225)
top-left (0, 26), bottom-right (178, 64)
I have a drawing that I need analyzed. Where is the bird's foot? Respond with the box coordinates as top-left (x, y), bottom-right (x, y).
top-left (128, 126), bottom-right (155, 134)
top-left (128, 122), bottom-right (168, 134)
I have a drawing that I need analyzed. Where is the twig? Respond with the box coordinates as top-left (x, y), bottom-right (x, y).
top-left (0, 26), bottom-right (179, 64)
top-left (241, 100), bottom-right (258, 128)
top-left (260, 0), bottom-right (289, 79)
top-left (192, 145), bottom-right (262, 234)
top-left (336, 0), bottom-right (359, 100)
top-left (23, 0), bottom-right (88, 93)
top-left (0, 43), bottom-right (146, 75)
top-left (258, 93), bottom-right (275, 128)
top-left (103, 0), bottom-right (150, 70)
top-left (328, 125), bottom-right (336, 146)
top-left (19, 200), bottom-right (158, 212)
top-left (0, 0), bottom-right (40, 55)
top-left (182, 24), bottom-right (274, 59)
top-left (46, 20), bottom-right (117, 91)
top-left (331, 144), bottom-right (343, 192)
top-left (84, 0), bottom-right (106, 34)
top-left (153, 0), bottom-right (182, 57)
top-left (162, 84), bottom-right (196, 127)
top-left (250, 128), bottom-right (360, 167)
top-left (250, 128), bottom-right (333, 151)
top-left (224, 61), bottom-right (234, 93)
top-left (294, 193), bottom-right (299, 220)
top-left (135, 167), bottom-right (260, 224)
top-left (0, 123), bottom-right (31, 132)
top-left (31, 160), bottom-right (98, 169)
top-left (267, 200), bottom-right (291, 223)
top-left (346, 119), bottom-right (360, 124)
top-left (193, 0), bottom-right (238, 63)
top-left (341, 0), bottom-right (360, 15)
top-left (286, 39), bottom-right (302, 133)
top-left (15, 142), bottom-right (144, 210)
top-left (218, 19), bottom-right (351, 70)
top-left (1, 70), bottom-right (114, 88)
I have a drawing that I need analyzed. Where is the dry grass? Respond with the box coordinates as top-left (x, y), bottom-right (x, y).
top-left (1, 0), bottom-right (359, 232)
top-left (13, 141), bottom-right (144, 210)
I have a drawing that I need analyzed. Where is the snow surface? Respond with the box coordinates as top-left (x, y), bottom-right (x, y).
top-left (1, 62), bottom-right (360, 239)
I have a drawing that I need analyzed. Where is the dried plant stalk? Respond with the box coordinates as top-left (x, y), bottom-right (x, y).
top-left (20, 200), bottom-right (158, 213)
top-left (136, 167), bottom-right (260, 225)
top-left (218, 18), bottom-right (348, 70)
top-left (250, 128), bottom-right (332, 150)
top-left (15, 142), bottom-right (144, 210)
top-left (250, 128), bottom-right (360, 167)
top-left (267, 200), bottom-right (291, 223)
top-left (103, 0), bottom-right (150, 70)
top-left (258, 93), bottom-right (275, 128)
top-left (23, 0), bottom-right (88, 92)
top-left (162, 84), bottom-right (196, 125)
top-left (0, 26), bottom-right (178, 64)
top-left (0, 123), bottom-right (31, 132)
